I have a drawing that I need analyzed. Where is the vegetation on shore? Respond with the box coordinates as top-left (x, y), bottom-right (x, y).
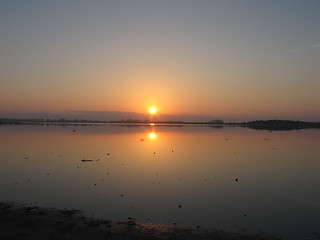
top-left (244, 120), bottom-right (320, 131)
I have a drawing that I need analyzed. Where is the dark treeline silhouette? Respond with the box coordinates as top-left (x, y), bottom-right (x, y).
top-left (244, 120), bottom-right (320, 131)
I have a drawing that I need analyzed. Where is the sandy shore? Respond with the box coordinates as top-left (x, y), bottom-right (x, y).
top-left (0, 202), bottom-right (281, 240)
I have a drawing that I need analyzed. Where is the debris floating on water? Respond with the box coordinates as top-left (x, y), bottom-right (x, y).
top-left (81, 159), bottom-right (94, 162)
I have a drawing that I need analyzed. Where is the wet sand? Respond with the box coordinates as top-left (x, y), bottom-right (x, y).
top-left (0, 202), bottom-right (280, 240)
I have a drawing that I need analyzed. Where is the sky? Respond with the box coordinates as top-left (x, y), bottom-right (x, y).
top-left (1, 0), bottom-right (320, 121)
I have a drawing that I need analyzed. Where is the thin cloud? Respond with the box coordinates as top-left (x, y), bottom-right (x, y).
top-left (284, 42), bottom-right (320, 53)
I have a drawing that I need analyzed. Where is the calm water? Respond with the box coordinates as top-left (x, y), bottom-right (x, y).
top-left (1, 124), bottom-right (320, 239)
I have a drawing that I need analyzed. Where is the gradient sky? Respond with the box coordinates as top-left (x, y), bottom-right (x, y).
top-left (1, 0), bottom-right (320, 121)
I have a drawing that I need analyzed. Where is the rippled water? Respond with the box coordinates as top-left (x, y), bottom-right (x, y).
top-left (0, 124), bottom-right (319, 239)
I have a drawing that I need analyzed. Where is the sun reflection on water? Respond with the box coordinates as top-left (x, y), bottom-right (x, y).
top-left (149, 132), bottom-right (157, 140)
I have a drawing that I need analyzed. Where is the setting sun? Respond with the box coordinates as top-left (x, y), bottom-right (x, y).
top-left (149, 107), bottom-right (157, 115)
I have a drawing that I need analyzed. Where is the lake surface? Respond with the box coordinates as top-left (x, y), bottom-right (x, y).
top-left (1, 124), bottom-right (319, 239)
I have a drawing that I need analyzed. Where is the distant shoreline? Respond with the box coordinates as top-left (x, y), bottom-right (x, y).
top-left (1, 118), bottom-right (320, 130)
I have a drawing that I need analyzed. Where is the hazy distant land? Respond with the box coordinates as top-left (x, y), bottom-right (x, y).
top-left (1, 118), bottom-right (320, 130)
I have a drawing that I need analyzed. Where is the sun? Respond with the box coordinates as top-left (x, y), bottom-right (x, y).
top-left (149, 107), bottom-right (157, 115)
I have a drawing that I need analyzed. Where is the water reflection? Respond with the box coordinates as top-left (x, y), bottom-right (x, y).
top-left (0, 124), bottom-right (319, 240)
top-left (149, 132), bottom-right (157, 140)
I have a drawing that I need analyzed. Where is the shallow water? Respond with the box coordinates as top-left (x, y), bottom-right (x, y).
top-left (0, 124), bottom-right (319, 239)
